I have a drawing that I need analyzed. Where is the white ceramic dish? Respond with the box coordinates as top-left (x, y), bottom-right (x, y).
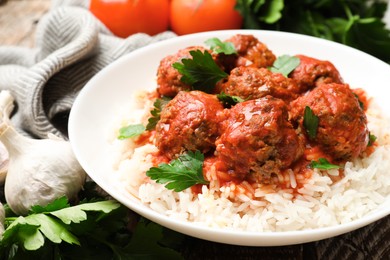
top-left (68, 30), bottom-right (390, 246)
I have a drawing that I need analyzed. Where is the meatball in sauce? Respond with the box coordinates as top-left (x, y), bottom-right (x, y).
top-left (216, 34), bottom-right (276, 72)
top-left (290, 83), bottom-right (369, 160)
top-left (156, 46), bottom-right (211, 97)
top-left (215, 96), bottom-right (304, 183)
top-left (289, 54), bottom-right (343, 93)
top-left (155, 91), bottom-right (224, 160)
top-left (219, 66), bottom-right (300, 103)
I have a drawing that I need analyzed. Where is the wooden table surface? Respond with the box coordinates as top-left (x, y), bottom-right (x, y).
top-left (1, 1), bottom-right (389, 259)
top-left (0, 0), bottom-right (50, 47)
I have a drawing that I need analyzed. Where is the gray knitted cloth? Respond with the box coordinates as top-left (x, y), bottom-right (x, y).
top-left (0, 0), bottom-right (176, 138)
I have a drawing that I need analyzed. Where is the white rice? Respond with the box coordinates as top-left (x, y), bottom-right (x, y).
top-left (110, 92), bottom-right (390, 232)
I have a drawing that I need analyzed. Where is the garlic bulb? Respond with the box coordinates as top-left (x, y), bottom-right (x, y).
top-left (0, 91), bottom-right (86, 215)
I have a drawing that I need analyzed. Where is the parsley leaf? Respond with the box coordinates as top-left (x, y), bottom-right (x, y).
top-left (310, 158), bottom-right (341, 170)
top-left (303, 106), bottom-right (319, 140)
top-left (172, 50), bottom-right (228, 93)
top-left (30, 196), bottom-right (69, 213)
top-left (118, 124), bottom-right (145, 140)
top-left (217, 92), bottom-right (245, 108)
top-left (235, 0), bottom-right (390, 64)
top-left (146, 97), bottom-right (171, 130)
top-left (353, 93), bottom-right (364, 110)
top-left (204, 38), bottom-right (237, 55)
top-left (269, 55), bottom-right (300, 77)
top-left (235, 0), bottom-right (284, 27)
top-left (1, 197), bottom-right (121, 251)
top-left (368, 132), bottom-right (377, 146)
top-left (146, 150), bottom-right (209, 192)
top-left (124, 218), bottom-right (184, 259)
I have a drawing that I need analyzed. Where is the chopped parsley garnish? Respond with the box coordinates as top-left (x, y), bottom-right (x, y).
top-left (204, 38), bottom-right (237, 55)
top-left (146, 150), bottom-right (209, 192)
top-left (368, 132), bottom-right (377, 146)
top-left (269, 55), bottom-right (300, 77)
top-left (353, 93), bottom-right (364, 110)
top-left (146, 97), bottom-right (171, 130)
top-left (118, 124), bottom-right (146, 139)
top-left (217, 92), bottom-right (245, 108)
top-left (303, 106), bottom-right (319, 140)
top-left (310, 158), bottom-right (341, 170)
top-left (172, 50), bottom-right (228, 93)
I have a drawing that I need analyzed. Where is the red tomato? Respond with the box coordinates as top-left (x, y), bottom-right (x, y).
top-left (170, 0), bottom-right (243, 35)
top-left (90, 0), bottom-right (170, 37)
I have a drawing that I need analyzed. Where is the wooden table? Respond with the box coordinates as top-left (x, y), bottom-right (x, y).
top-left (1, 1), bottom-right (389, 259)
top-left (0, 0), bottom-right (50, 47)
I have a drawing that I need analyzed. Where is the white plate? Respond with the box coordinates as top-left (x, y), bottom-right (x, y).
top-left (68, 30), bottom-right (390, 246)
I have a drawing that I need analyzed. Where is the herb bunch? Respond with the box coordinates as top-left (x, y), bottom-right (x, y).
top-left (236, 0), bottom-right (390, 63)
top-left (0, 185), bottom-right (184, 260)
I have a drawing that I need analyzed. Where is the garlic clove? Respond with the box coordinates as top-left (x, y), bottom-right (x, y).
top-left (0, 141), bottom-right (8, 184)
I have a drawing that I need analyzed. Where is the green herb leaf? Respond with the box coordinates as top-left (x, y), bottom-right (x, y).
top-left (0, 196), bottom-right (184, 259)
top-left (204, 38), bottom-right (237, 55)
top-left (124, 218), bottom-right (184, 259)
top-left (217, 92), bottom-right (245, 108)
top-left (30, 196), bottom-right (69, 214)
top-left (2, 198), bottom-right (121, 251)
top-left (303, 106), bottom-right (319, 140)
top-left (50, 200), bottom-right (121, 225)
top-left (146, 97), bottom-right (171, 131)
top-left (310, 158), bottom-right (341, 170)
top-left (269, 55), bottom-right (300, 77)
top-left (172, 50), bottom-right (228, 93)
top-left (342, 13), bottom-right (390, 63)
top-left (353, 93), bottom-right (364, 110)
top-left (235, 0), bottom-right (390, 64)
top-left (368, 132), bottom-right (377, 146)
top-left (235, 0), bottom-right (284, 27)
top-left (118, 124), bottom-right (145, 140)
top-left (146, 150), bottom-right (209, 192)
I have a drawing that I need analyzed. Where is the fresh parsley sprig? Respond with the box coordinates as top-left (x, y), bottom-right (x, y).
top-left (368, 132), bottom-right (377, 146)
top-left (235, 0), bottom-right (390, 64)
top-left (217, 92), bottom-right (245, 108)
top-left (310, 158), bottom-right (341, 170)
top-left (172, 50), bottom-right (228, 93)
top-left (1, 197), bottom-right (121, 251)
top-left (303, 106), bottom-right (319, 140)
top-left (118, 124), bottom-right (146, 139)
top-left (204, 38), bottom-right (237, 55)
top-left (146, 151), bottom-right (209, 192)
top-left (146, 96), bottom-right (171, 130)
top-left (0, 196), bottom-right (184, 259)
top-left (117, 96), bottom-right (172, 140)
top-left (269, 55), bottom-right (300, 77)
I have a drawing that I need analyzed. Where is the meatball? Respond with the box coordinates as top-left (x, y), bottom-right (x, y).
top-left (216, 34), bottom-right (276, 72)
top-left (219, 67), bottom-right (300, 103)
top-left (289, 54), bottom-right (343, 93)
top-left (155, 91), bottom-right (224, 159)
top-left (215, 96), bottom-right (304, 182)
top-left (290, 83), bottom-right (369, 160)
top-left (157, 46), bottom-right (210, 97)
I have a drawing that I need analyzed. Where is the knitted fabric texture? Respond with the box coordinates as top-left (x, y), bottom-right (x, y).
top-left (0, 0), bottom-right (176, 138)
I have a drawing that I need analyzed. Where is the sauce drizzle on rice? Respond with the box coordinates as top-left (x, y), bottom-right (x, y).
top-left (112, 34), bottom-right (390, 232)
